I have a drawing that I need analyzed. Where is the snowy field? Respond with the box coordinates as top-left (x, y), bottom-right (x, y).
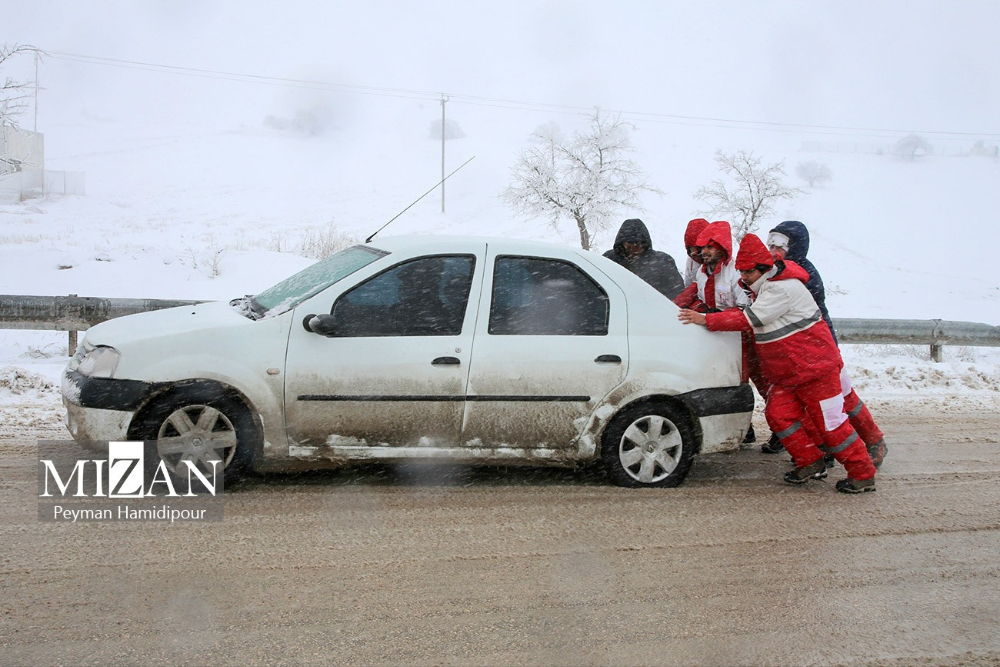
top-left (2, 77), bottom-right (999, 428)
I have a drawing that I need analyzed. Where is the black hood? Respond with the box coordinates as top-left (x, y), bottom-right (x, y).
top-left (770, 220), bottom-right (810, 262)
top-left (613, 218), bottom-right (653, 253)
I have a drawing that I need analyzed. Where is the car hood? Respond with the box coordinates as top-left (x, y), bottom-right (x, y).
top-left (82, 300), bottom-right (252, 347)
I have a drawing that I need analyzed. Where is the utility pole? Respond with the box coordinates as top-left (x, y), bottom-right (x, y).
top-left (33, 50), bottom-right (39, 133)
top-left (35, 49), bottom-right (43, 194)
top-left (440, 94), bottom-right (448, 213)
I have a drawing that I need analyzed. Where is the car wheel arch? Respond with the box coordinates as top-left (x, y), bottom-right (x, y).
top-left (599, 395), bottom-right (703, 488)
top-left (126, 379), bottom-right (265, 468)
top-left (599, 394), bottom-right (703, 454)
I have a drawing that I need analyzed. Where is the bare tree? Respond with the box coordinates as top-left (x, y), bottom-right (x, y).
top-left (796, 160), bottom-right (833, 188)
top-left (892, 133), bottom-right (932, 160)
top-left (694, 149), bottom-right (801, 242)
top-left (500, 109), bottom-right (660, 250)
top-left (428, 118), bottom-right (465, 140)
top-left (1, 44), bottom-right (40, 128)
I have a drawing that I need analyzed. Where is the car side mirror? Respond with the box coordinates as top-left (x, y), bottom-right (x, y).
top-left (303, 313), bottom-right (339, 337)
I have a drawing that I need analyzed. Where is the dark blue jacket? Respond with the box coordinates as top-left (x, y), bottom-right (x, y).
top-left (769, 220), bottom-right (838, 345)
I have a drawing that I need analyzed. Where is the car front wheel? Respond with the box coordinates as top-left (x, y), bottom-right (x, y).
top-left (134, 387), bottom-right (259, 483)
top-left (601, 403), bottom-right (695, 488)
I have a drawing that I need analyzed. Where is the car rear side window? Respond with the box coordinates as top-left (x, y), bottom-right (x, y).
top-left (330, 255), bottom-right (475, 337)
top-left (489, 256), bottom-right (609, 335)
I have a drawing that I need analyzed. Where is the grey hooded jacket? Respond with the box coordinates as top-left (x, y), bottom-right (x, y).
top-left (603, 219), bottom-right (685, 299)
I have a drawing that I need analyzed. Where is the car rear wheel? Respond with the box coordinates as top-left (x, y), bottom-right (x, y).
top-left (601, 403), bottom-right (695, 488)
top-left (135, 387), bottom-right (258, 483)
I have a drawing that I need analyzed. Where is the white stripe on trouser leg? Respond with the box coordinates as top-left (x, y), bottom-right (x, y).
top-left (818, 393), bottom-right (849, 432)
top-left (840, 367), bottom-right (853, 397)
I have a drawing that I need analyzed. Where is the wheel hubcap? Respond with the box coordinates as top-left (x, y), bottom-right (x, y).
top-left (156, 405), bottom-right (238, 477)
top-left (618, 415), bottom-right (683, 484)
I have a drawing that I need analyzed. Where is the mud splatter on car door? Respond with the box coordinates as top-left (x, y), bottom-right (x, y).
top-left (284, 253), bottom-right (481, 450)
top-left (461, 252), bottom-right (628, 449)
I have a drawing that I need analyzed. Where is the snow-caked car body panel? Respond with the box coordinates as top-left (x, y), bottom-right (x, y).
top-left (61, 234), bottom-right (752, 487)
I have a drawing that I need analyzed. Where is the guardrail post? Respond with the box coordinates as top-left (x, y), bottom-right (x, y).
top-left (68, 294), bottom-right (78, 356)
top-left (930, 319), bottom-right (943, 363)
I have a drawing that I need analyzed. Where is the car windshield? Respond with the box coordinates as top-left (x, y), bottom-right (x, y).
top-left (249, 245), bottom-right (388, 318)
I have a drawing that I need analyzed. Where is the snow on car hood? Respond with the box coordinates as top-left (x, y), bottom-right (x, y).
top-left (82, 300), bottom-right (252, 347)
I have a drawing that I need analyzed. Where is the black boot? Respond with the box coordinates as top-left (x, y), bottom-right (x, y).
top-left (867, 439), bottom-right (888, 468)
top-left (761, 433), bottom-right (783, 454)
top-left (836, 477), bottom-right (876, 494)
top-left (742, 424), bottom-right (756, 444)
top-left (783, 458), bottom-right (828, 485)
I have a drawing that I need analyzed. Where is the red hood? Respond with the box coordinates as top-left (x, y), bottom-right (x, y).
top-left (695, 221), bottom-right (733, 259)
top-left (684, 218), bottom-right (710, 246)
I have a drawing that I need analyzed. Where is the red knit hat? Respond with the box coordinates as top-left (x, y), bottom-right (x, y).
top-left (735, 234), bottom-right (775, 271)
top-left (684, 218), bottom-right (709, 246)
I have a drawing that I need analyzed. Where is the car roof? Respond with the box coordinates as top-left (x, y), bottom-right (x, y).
top-left (364, 234), bottom-right (594, 258)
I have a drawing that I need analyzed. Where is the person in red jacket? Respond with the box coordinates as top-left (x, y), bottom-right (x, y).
top-left (677, 234), bottom-right (877, 493)
top-left (766, 222), bottom-right (887, 468)
top-left (680, 218), bottom-right (709, 287)
top-left (673, 221), bottom-right (747, 313)
top-left (675, 221), bottom-right (767, 445)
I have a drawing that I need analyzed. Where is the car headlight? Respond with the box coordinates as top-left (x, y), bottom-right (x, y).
top-left (76, 346), bottom-right (121, 378)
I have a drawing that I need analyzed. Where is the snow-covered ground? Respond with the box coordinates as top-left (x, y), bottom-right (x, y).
top-left (2, 69), bottom-right (999, 428)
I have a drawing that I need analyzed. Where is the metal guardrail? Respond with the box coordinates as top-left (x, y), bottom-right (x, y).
top-left (0, 294), bottom-right (204, 355)
top-left (833, 318), bottom-right (1000, 361)
top-left (1, 294), bottom-right (999, 361)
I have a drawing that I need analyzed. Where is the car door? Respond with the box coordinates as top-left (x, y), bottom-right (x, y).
top-left (461, 247), bottom-right (628, 450)
top-left (283, 251), bottom-right (482, 452)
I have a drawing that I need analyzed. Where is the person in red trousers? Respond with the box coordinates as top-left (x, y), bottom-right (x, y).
top-left (678, 234), bottom-right (877, 493)
top-left (766, 221), bottom-right (887, 467)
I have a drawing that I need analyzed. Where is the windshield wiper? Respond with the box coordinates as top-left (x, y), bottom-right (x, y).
top-left (230, 295), bottom-right (265, 321)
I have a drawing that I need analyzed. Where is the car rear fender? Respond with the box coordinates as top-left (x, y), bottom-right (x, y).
top-left (577, 376), bottom-right (753, 458)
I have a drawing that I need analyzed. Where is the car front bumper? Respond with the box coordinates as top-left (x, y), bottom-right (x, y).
top-left (61, 369), bottom-right (152, 447)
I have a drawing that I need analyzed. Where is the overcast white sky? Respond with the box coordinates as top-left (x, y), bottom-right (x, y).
top-left (6, 0), bottom-right (1000, 138)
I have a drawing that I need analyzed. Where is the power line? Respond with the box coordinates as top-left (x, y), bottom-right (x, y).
top-left (45, 50), bottom-right (1000, 140)
top-left (453, 97), bottom-right (932, 141)
top-left (46, 51), bottom-right (435, 100)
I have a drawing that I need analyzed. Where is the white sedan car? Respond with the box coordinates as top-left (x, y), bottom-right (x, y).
top-left (62, 235), bottom-right (752, 487)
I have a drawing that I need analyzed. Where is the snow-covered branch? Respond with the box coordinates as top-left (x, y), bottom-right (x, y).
top-left (0, 44), bottom-right (42, 128)
top-left (693, 149), bottom-right (802, 242)
top-left (500, 109), bottom-right (661, 250)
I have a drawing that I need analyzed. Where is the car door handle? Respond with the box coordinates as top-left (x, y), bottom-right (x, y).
top-left (432, 357), bottom-right (461, 366)
top-left (595, 354), bottom-right (621, 363)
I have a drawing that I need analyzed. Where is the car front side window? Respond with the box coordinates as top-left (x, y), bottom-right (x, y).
top-left (330, 255), bottom-right (475, 337)
top-left (488, 256), bottom-right (609, 336)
